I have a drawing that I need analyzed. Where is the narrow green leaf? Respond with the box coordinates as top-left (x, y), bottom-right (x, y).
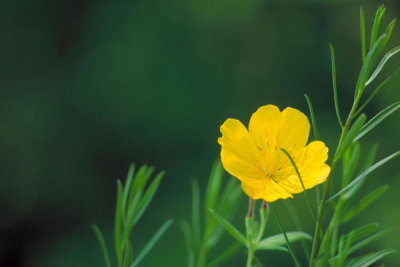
top-left (179, 221), bottom-right (195, 267)
top-left (335, 114), bottom-right (366, 162)
top-left (270, 204), bottom-right (302, 267)
top-left (127, 165), bottom-right (149, 215)
top-left (122, 172), bottom-right (164, 249)
top-left (343, 223), bottom-right (379, 244)
top-left (131, 171), bottom-right (164, 227)
top-left (360, 7), bottom-right (366, 63)
top-left (206, 242), bottom-right (242, 267)
top-left (281, 148), bottom-right (316, 221)
top-left (355, 34), bottom-right (387, 97)
top-left (304, 94), bottom-right (320, 140)
top-left (329, 44), bottom-right (343, 128)
top-left (123, 240), bottom-right (134, 267)
top-left (115, 179), bottom-right (123, 260)
top-left (365, 46), bottom-right (400, 86)
top-left (257, 231), bottom-right (311, 249)
top-left (256, 245), bottom-right (289, 252)
top-left (191, 178), bottom-right (201, 249)
top-left (330, 224), bottom-right (339, 257)
top-left (336, 235), bottom-right (346, 266)
top-left (208, 208), bottom-right (246, 244)
top-left (342, 185), bottom-right (388, 223)
top-left (343, 144), bottom-right (378, 199)
top-left (346, 249), bottom-right (397, 267)
top-left (91, 224), bottom-right (111, 267)
top-left (383, 19), bottom-right (396, 42)
top-left (205, 160), bottom-right (223, 211)
top-left (207, 181), bottom-right (242, 248)
top-left (370, 6), bottom-right (386, 50)
top-left (283, 202), bottom-right (305, 235)
top-left (342, 143), bottom-right (361, 187)
top-left (330, 151), bottom-right (400, 200)
top-left (349, 229), bottom-right (392, 255)
top-left (354, 101), bottom-right (400, 142)
top-left (354, 67), bottom-right (400, 117)
top-left (130, 219), bottom-right (173, 267)
top-left (122, 163), bottom-right (135, 222)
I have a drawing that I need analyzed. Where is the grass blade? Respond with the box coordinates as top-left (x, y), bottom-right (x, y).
top-left (354, 101), bottom-right (400, 142)
top-left (130, 219), bottom-right (173, 267)
top-left (281, 148), bottom-right (316, 221)
top-left (179, 221), bottom-right (195, 267)
top-left (91, 224), bottom-right (111, 267)
top-left (126, 166), bottom-right (149, 216)
top-left (360, 7), bottom-right (366, 63)
top-left (205, 160), bottom-right (223, 212)
top-left (342, 185), bottom-right (388, 223)
top-left (284, 201), bottom-right (311, 259)
top-left (207, 181), bottom-right (242, 248)
top-left (115, 179), bottom-right (123, 261)
top-left (208, 208), bottom-right (246, 244)
top-left (191, 178), bottom-right (201, 249)
top-left (131, 171), bottom-right (164, 227)
top-left (354, 67), bottom-right (400, 117)
top-left (370, 6), bottom-right (385, 50)
top-left (335, 114), bottom-right (366, 162)
top-left (355, 34), bottom-right (387, 97)
top-left (342, 143), bottom-right (360, 187)
top-left (366, 45), bottom-right (400, 86)
top-left (122, 163), bottom-right (135, 222)
top-left (343, 144), bottom-right (378, 199)
top-left (257, 231), bottom-right (311, 248)
top-left (343, 223), bottom-right (378, 244)
top-left (270, 204), bottom-right (301, 267)
top-left (304, 94), bottom-right (320, 140)
top-left (329, 151), bottom-right (400, 200)
top-left (123, 240), bottom-right (134, 267)
top-left (347, 249), bottom-right (397, 267)
top-left (349, 229), bottom-right (392, 255)
top-left (206, 242), bottom-right (242, 267)
top-left (329, 44), bottom-right (343, 128)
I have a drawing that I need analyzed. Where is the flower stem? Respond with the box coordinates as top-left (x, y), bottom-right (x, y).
top-left (246, 249), bottom-right (254, 267)
top-left (271, 204), bottom-right (302, 267)
top-left (247, 198), bottom-right (254, 217)
top-left (309, 91), bottom-right (362, 266)
top-left (255, 202), bottom-right (269, 242)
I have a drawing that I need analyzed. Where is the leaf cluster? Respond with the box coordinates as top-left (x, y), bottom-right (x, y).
top-left (92, 164), bottom-right (173, 267)
top-left (181, 160), bottom-right (243, 267)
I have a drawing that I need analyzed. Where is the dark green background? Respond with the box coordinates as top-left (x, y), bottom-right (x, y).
top-left (1, 0), bottom-right (400, 266)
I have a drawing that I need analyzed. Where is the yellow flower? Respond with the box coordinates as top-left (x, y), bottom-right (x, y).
top-left (218, 104), bottom-right (330, 202)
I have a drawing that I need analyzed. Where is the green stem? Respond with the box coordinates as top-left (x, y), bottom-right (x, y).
top-left (271, 204), bottom-right (302, 267)
top-left (196, 242), bottom-right (207, 267)
top-left (255, 203), bottom-right (269, 242)
top-left (246, 249), bottom-right (254, 267)
top-left (309, 91), bottom-right (363, 266)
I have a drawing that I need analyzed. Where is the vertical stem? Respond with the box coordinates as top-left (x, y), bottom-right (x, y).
top-left (255, 202), bottom-right (269, 242)
top-left (271, 204), bottom-right (302, 267)
top-left (246, 249), bottom-right (254, 267)
top-left (196, 242), bottom-right (207, 267)
top-left (309, 92), bottom-right (362, 266)
top-left (247, 198), bottom-right (254, 218)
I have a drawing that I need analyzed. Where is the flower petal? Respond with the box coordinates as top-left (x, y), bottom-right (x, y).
top-left (241, 179), bottom-right (293, 202)
top-left (279, 141), bottom-right (330, 194)
top-left (278, 107), bottom-right (310, 151)
top-left (248, 105), bottom-right (281, 173)
top-left (218, 118), bottom-right (262, 180)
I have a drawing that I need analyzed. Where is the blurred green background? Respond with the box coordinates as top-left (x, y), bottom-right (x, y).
top-left (1, 0), bottom-right (400, 266)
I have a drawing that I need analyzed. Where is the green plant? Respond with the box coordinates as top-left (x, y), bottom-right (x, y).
top-left (92, 164), bottom-right (173, 267)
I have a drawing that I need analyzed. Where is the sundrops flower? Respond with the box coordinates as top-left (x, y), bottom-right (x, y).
top-left (218, 104), bottom-right (330, 202)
